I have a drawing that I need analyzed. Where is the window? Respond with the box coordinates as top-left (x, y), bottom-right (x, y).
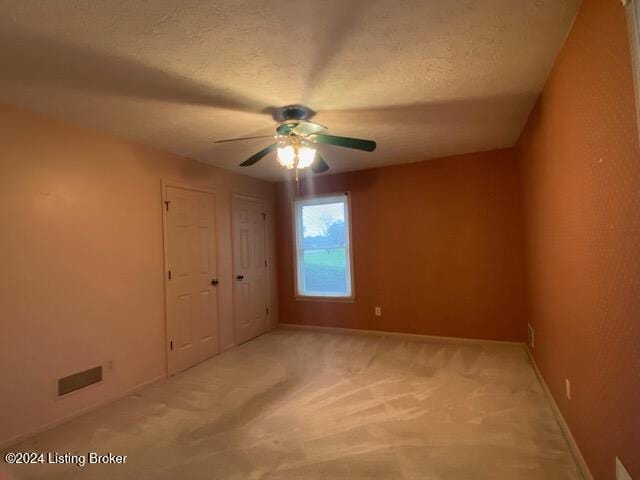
top-left (626, 0), bottom-right (640, 139)
top-left (294, 193), bottom-right (353, 298)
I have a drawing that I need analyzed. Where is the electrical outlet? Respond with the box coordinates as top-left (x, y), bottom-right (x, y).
top-left (616, 457), bottom-right (632, 480)
top-left (565, 379), bottom-right (571, 400)
top-left (374, 306), bottom-right (382, 317)
top-left (528, 323), bottom-right (535, 348)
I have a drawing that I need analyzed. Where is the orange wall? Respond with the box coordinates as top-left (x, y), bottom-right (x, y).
top-left (517, 0), bottom-right (640, 478)
top-left (276, 149), bottom-right (527, 342)
top-left (0, 103), bottom-right (278, 447)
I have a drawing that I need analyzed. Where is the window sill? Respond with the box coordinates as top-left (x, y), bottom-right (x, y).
top-left (295, 295), bottom-right (355, 303)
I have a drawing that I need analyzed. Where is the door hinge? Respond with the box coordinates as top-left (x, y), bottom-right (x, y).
top-left (262, 212), bottom-right (266, 220)
top-left (164, 200), bottom-right (171, 211)
top-left (168, 270), bottom-right (172, 280)
top-left (264, 259), bottom-right (268, 267)
top-left (170, 340), bottom-right (173, 351)
top-left (266, 307), bottom-right (269, 316)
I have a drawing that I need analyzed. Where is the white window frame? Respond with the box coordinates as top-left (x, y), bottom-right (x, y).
top-left (626, 0), bottom-right (640, 142)
top-left (293, 193), bottom-right (355, 301)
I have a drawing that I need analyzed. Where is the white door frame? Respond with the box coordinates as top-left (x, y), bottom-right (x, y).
top-left (230, 193), bottom-right (271, 345)
top-left (161, 179), bottom-right (220, 376)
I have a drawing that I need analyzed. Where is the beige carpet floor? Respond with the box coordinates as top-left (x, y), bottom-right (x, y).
top-left (2, 327), bottom-right (582, 480)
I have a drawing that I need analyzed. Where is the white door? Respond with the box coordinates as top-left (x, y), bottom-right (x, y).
top-left (165, 186), bottom-right (219, 375)
top-left (232, 196), bottom-right (269, 344)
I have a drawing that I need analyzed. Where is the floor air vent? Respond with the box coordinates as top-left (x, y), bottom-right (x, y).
top-left (58, 366), bottom-right (103, 396)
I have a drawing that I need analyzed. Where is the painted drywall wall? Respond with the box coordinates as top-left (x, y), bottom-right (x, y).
top-left (516, 0), bottom-right (640, 478)
top-left (275, 149), bottom-right (527, 342)
top-left (0, 103), bottom-right (278, 447)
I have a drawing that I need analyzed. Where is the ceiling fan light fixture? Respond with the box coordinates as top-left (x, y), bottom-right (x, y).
top-left (277, 145), bottom-right (296, 169)
top-left (297, 146), bottom-right (316, 169)
top-left (226, 105), bottom-right (376, 173)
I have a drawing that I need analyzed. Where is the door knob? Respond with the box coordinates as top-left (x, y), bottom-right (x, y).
top-left (211, 279), bottom-right (219, 286)
top-left (236, 275), bottom-right (245, 280)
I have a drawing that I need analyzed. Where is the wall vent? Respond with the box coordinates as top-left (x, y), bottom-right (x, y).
top-left (57, 366), bottom-right (103, 397)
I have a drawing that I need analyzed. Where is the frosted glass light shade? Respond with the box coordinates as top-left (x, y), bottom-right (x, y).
top-left (297, 146), bottom-right (316, 169)
top-left (277, 145), bottom-right (295, 168)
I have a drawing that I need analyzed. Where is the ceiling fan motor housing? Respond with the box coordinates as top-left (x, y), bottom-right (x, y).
top-left (273, 104), bottom-right (316, 122)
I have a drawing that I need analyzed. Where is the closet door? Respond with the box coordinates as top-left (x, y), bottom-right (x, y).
top-left (165, 186), bottom-right (219, 375)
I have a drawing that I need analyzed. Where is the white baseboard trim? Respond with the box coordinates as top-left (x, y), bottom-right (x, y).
top-left (0, 374), bottom-right (166, 450)
top-left (277, 323), bottom-right (524, 346)
top-left (525, 347), bottom-right (594, 480)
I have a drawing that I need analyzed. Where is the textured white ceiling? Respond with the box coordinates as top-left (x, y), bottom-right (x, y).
top-left (0, 0), bottom-right (580, 181)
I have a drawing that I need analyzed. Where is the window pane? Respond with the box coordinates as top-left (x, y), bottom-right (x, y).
top-left (296, 196), bottom-right (352, 297)
top-left (303, 248), bottom-right (348, 295)
top-left (302, 203), bottom-right (346, 249)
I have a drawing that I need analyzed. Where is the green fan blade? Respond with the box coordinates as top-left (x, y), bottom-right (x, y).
top-left (276, 122), bottom-right (297, 135)
top-left (311, 134), bottom-right (376, 152)
top-left (311, 154), bottom-right (330, 173)
top-left (292, 121), bottom-right (327, 136)
top-left (214, 135), bottom-right (273, 143)
top-left (239, 143), bottom-right (278, 166)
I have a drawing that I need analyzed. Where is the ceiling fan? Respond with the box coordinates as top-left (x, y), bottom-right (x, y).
top-left (214, 105), bottom-right (376, 174)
